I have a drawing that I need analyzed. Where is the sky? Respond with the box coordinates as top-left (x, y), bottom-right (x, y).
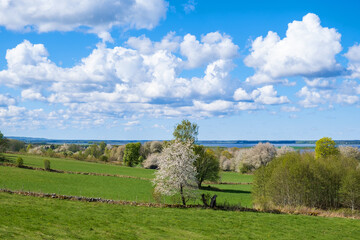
top-left (0, 0), bottom-right (360, 140)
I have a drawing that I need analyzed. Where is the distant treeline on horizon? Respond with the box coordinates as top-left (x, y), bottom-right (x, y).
top-left (5, 136), bottom-right (360, 146)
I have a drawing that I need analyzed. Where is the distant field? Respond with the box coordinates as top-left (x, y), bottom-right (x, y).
top-left (1, 193), bottom-right (360, 240)
top-left (4, 153), bottom-right (155, 179)
top-left (219, 171), bottom-right (253, 183)
top-left (0, 166), bottom-right (253, 206)
top-left (3, 153), bottom-right (253, 183)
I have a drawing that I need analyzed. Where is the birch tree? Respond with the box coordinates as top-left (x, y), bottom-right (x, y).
top-left (153, 140), bottom-right (198, 205)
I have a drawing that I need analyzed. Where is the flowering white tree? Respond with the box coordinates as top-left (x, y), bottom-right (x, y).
top-left (153, 140), bottom-right (198, 205)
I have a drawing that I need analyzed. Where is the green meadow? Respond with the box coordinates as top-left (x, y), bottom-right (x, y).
top-left (0, 153), bottom-right (253, 206)
top-left (1, 193), bottom-right (360, 240)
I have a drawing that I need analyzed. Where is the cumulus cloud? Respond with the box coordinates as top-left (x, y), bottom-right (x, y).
top-left (345, 44), bottom-right (360, 78)
top-left (0, 32), bottom-right (241, 126)
top-left (297, 84), bottom-right (359, 108)
top-left (180, 32), bottom-right (239, 68)
top-left (0, 0), bottom-right (168, 41)
top-left (0, 94), bottom-right (16, 106)
top-left (304, 78), bottom-right (336, 89)
top-left (244, 13), bottom-right (342, 85)
top-left (21, 89), bottom-right (46, 101)
top-left (233, 85), bottom-right (289, 105)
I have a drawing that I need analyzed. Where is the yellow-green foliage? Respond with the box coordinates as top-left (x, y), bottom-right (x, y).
top-left (315, 137), bottom-right (339, 159)
top-left (253, 152), bottom-right (360, 210)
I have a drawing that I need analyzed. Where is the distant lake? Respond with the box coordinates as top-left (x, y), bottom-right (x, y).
top-left (201, 143), bottom-right (315, 148)
top-left (7, 137), bottom-right (360, 149)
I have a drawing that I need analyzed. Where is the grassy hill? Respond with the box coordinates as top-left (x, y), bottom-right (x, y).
top-left (1, 193), bottom-right (360, 239)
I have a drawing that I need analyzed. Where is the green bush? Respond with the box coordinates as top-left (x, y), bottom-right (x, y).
top-left (123, 142), bottom-right (141, 167)
top-left (44, 159), bottom-right (51, 171)
top-left (16, 157), bottom-right (24, 167)
top-left (99, 155), bottom-right (108, 162)
top-left (315, 137), bottom-right (339, 159)
top-left (253, 152), bottom-right (359, 210)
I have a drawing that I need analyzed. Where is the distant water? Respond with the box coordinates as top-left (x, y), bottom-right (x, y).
top-left (7, 136), bottom-right (360, 149)
top-left (201, 143), bottom-right (314, 148)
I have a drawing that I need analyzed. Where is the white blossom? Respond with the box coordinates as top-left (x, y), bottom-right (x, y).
top-left (153, 140), bottom-right (198, 200)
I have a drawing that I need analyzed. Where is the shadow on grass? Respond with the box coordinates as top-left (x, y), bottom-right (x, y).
top-left (200, 185), bottom-right (251, 194)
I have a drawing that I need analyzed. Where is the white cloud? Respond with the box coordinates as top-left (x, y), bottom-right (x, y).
top-left (345, 44), bottom-right (360, 78)
top-left (21, 89), bottom-right (46, 101)
top-left (304, 78), bottom-right (336, 89)
top-left (254, 85), bottom-right (290, 105)
top-left (297, 86), bottom-right (332, 108)
top-left (244, 13), bottom-right (342, 85)
top-left (233, 88), bottom-right (252, 101)
top-left (180, 32), bottom-right (239, 68)
top-left (0, 0), bottom-right (168, 41)
top-left (0, 32), bottom-right (240, 125)
top-left (193, 100), bottom-right (233, 112)
top-left (236, 102), bottom-right (260, 111)
top-left (233, 85), bottom-right (290, 105)
top-left (124, 120), bottom-right (140, 126)
top-left (183, 0), bottom-right (196, 13)
top-left (0, 105), bottom-right (26, 118)
top-left (0, 94), bottom-right (16, 106)
top-left (281, 106), bottom-right (300, 112)
top-left (191, 59), bottom-right (235, 96)
top-left (127, 32), bottom-right (180, 54)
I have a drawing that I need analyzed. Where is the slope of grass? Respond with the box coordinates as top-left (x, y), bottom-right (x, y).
top-left (220, 171), bottom-right (253, 183)
top-left (4, 153), bottom-right (155, 179)
top-left (0, 166), bottom-right (253, 206)
top-left (1, 193), bottom-right (360, 240)
top-left (4, 153), bottom-right (253, 184)
top-left (0, 166), bottom-right (154, 202)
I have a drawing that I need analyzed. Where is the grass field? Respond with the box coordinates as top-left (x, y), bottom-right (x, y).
top-left (219, 171), bottom-right (253, 183)
top-left (1, 193), bottom-right (360, 240)
top-left (3, 153), bottom-right (156, 179)
top-left (0, 166), bottom-right (252, 206)
top-left (3, 153), bottom-right (253, 183)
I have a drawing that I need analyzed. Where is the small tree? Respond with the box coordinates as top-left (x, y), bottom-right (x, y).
top-left (315, 137), bottom-right (339, 159)
top-left (0, 131), bottom-right (8, 153)
top-left (193, 145), bottom-right (220, 187)
top-left (339, 169), bottom-right (360, 211)
top-left (16, 157), bottom-right (24, 167)
top-left (153, 140), bottom-right (198, 205)
top-left (44, 159), bottom-right (51, 171)
top-left (123, 142), bottom-right (141, 167)
top-left (173, 119), bottom-right (199, 143)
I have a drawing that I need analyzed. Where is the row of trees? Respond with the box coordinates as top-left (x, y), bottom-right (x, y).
top-left (253, 137), bottom-right (360, 210)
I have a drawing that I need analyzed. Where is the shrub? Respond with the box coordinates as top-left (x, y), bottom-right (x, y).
top-left (193, 145), bottom-right (220, 187)
top-left (276, 146), bottom-right (295, 157)
top-left (44, 159), bottom-right (51, 171)
top-left (339, 146), bottom-right (360, 161)
top-left (109, 145), bottom-right (125, 162)
top-left (315, 137), bottom-right (339, 159)
top-left (339, 169), bottom-right (360, 210)
top-left (253, 152), bottom-right (359, 210)
top-left (143, 153), bottom-right (160, 169)
top-left (99, 155), bottom-right (108, 162)
top-left (238, 143), bottom-right (277, 172)
top-left (239, 163), bottom-right (252, 174)
top-left (16, 157), bottom-right (24, 167)
top-left (123, 142), bottom-right (141, 167)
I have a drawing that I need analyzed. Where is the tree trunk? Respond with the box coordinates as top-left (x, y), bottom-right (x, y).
top-left (198, 179), bottom-right (203, 188)
top-left (201, 194), bottom-right (208, 207)
top-left (180, 184), bottom-right (186, 206)
top-left (210, 195), bottom-right (217, 208)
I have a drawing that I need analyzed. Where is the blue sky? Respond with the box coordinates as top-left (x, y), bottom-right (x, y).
top-left (1, 0), bottom-right (360, 140)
